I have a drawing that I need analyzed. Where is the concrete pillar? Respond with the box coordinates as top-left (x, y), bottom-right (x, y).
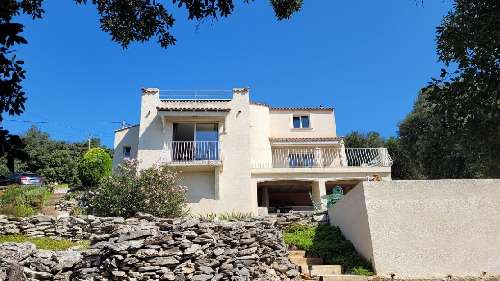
top-left (339, 141), bottom-right (348, 167)
top-left (311, 179), bottom-right (327, 210)
top-left (250, 179), bottom-right (259, 215)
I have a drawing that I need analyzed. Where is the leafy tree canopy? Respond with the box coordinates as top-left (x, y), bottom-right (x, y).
top-left (415, 0), bottom-right (499, 177)
top-left (343, 131), bottom-right (385, 148)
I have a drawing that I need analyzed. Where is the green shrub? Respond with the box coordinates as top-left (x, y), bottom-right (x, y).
top-left (218, 212), bottom-right (254, 221)
top-left (0, 186), bottom-right (52, 217)
top-left (81, 160), bottom-right (188, 218)
top-left (78, 148), bottom-right (112, 187)
top-left (69, 206), bottom-right (85, 216)
top-left (0, 234), bottom-right (89, 251)
top-left (283, 224), bottom-right (373, 275)
top-left (352, 266), bottom-right (374, 276)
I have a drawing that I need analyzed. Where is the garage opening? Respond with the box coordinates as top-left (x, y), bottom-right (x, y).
top-left (257, 181), bottom-right (313, 213)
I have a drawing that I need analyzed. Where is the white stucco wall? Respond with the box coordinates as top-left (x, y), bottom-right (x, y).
top-left (179, 171), bottom-right (219, 215)
top-left (112, 125), bottom-right (139, 169)
top-left (137, 88), bottom-right (165, 170)
top-left (269, 110), bottom-right (337, 138)
top-left (249, 104), bottom-right (272, 168)
top-left (329, 179), bottom-right (500, 278)
top-left (215, 90), bottom-right (254, 214)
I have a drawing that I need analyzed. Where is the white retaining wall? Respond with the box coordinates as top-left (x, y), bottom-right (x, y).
top-left (329, 179), bottom-right (500, 278)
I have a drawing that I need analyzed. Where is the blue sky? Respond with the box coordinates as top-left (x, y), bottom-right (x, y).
top-left (7, 0), bottom-right (451, 147)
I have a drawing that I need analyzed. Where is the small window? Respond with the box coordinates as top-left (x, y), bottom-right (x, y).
top-left (123, 146), bottom-right (131, 158)
top-left (292, 115), bottom-right (310, 129)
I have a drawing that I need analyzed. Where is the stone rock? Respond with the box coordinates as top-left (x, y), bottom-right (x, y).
top-left (191, 274), bottom-right (213, 281)
top-left (149, 256), bottom-right (179, 266)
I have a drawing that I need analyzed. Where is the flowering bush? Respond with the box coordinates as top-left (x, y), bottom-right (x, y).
top-left (82, 160), bottom-right (188, 218)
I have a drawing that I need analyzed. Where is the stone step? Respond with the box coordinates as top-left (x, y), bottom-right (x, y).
top-left (289, 257), bottom-right (323, 266)
top-left (288, 250), bottom-right (306, 258)
top-left (289, 257), bottom-right (324, 276)
top-left (320, 274), bottom-right (370, 281)
top-left (310, 265), bottom-right (342, 276)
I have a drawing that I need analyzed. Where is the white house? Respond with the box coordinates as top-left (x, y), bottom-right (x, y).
top-left (113, 88), bottom-right (392, 215)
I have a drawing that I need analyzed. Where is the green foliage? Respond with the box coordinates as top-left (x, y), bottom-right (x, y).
top-left (82, 160), bottom-right (188, 218)
top-left (271, 0), bottom-right (303, 20)
top-left (78, 147), bottom-right (112, 187)
top-left (218, 212), bottom-right (254, 221)
top-left (0, 127), bottom-right (110, 186)
top-left (0, 204), bottom-right (34, 217)
top-left (0, 234), bottom-right (89, 251)
top-left (69, 206), bottom-right (85, 216)
top-left (352, 266), bottom-right (374, 276)
top-left (397, 86), bottom-right (499, 179)
top-left (283, 224), bottom-right (373, 275)
top-left (0, 185), bottom-right (52, 217)
top-left (422, 0), bottom-right (500, 178)
top-left (343, 131), bottom-right (413, 179)
top-left (344, 131), bottom-right (385, 148)
top-left (198, 213), bottom-right (217, 221)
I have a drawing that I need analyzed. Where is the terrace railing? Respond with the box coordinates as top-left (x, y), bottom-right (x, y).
top-left (252, 147), bottom-right (392, 169)
top-left (160, 141), bottom-right (221, 165)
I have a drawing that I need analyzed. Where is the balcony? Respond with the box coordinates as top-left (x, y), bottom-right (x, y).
top-left (252, 147), bottom-right (392, 169)
top-left (161, 141), bottom-right (222, 166)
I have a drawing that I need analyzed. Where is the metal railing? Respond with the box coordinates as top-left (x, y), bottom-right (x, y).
top-left (161, 141), bottom-right (221, 164)
top-left (252, 147), bottom-right (392, 169)
top-left (159, 90), bottom-right (233, 101)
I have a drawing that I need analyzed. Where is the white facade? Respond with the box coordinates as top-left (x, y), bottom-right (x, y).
top-left (113, 88), bottom-right (392, 215)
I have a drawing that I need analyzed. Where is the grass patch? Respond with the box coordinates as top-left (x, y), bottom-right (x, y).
top-left (283, 224), bottom-right (374, 275)
top-left (0, 234), bottom-right (89, 251)
top-left (0, 186), bottom-right (53, 217)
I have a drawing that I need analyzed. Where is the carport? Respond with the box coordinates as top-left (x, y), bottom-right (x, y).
top-left (257, 180), bottom-right (314, 213)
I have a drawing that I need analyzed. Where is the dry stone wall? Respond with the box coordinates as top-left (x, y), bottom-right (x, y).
top-left (0, 214), bottom-right (302, 281)
top-left (0, 211), bottom-right (328, 240)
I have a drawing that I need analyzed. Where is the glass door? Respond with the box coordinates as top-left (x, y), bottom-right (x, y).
top-left (195, 123), bottom-right (218, 160)
top-left (173, 123), bottom-right (195, 161)
top-left (172, 123), bottom-right (218, 161)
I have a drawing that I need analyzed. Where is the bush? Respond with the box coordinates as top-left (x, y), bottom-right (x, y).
top-left (283, 224), bottom-right (373, 275)
top-left (81, 160), bottom-right (188, 218)
top-left (78, 148), bottom-right (112, 187)
top-left (0, 186), bottom-right (52, 217)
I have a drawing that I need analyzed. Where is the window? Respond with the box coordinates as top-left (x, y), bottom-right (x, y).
top-left (292, 115), bottom-right (310, 129)
top-left (123, 146), bottom-right (131, 158)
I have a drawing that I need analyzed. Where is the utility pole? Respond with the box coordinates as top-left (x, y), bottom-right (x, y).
top-left (88, 134), bottom-right (92, 150)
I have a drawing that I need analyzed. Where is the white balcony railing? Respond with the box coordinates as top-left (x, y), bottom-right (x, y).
top-left (252, 147), bottom-right (392, 169)
top-left (161, 141), bottom-right (221, 165)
